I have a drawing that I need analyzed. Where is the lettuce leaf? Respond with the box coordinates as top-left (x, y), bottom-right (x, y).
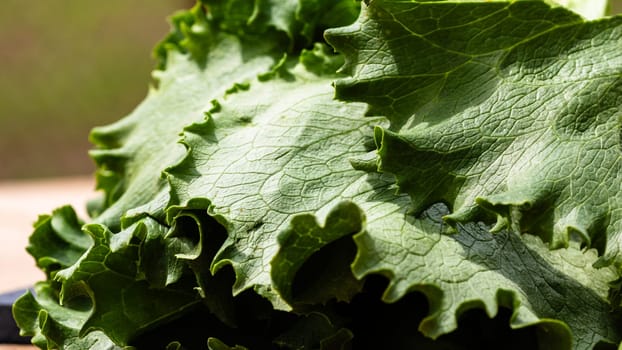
top-left (327, 0), bottom-right (622, 265)
top-left (13, 1), bottom-right (622, 349)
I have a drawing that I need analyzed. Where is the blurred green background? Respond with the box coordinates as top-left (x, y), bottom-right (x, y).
top-left (0, 1), bottom-right (621, 179)
top-left (0, 1), bottom-right (192, 179)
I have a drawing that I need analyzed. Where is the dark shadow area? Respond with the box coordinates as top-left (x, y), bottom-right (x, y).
top-left (130, 269), bottom-right (297, 350)
top-left (333, 275), bottom-right (541, 350)
top-left (291, 234), bottom-right (363, 306)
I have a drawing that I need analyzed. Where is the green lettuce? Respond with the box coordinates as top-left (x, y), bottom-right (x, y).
top-left (12, 1), bottom-right (622, 349)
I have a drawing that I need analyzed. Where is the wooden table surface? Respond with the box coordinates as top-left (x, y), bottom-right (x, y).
top-left (0, 176), bottom-right (95, 349)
